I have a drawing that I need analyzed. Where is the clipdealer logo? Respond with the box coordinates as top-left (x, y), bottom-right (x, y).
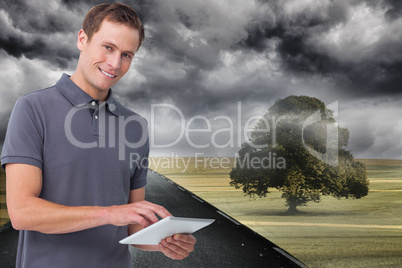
top-left (63, 101), bottom-right (340, 167)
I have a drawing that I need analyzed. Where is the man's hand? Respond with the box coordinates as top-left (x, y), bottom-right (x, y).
top-left (128, 188), bottom-right (197, 260)
top-left (107, 200), bottom-right (172, 228)
top-left (159, 234), bottom-right (197, 260)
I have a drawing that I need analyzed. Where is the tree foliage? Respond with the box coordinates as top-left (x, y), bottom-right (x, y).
top-left (230, 96), bottom-right (369, 213)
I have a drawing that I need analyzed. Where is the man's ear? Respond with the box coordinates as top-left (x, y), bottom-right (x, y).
top-left (77, 29), bottom-right (88, 51)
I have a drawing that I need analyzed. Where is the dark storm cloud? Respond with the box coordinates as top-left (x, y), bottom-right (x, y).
top-left (0, 0), bottom-right (80, 68)
top-left (59, 0), bottom-right (154, 23)
top-left (238, 0), bottom-right (402, 96)
top-left (0, 0), bottom-right (74, 34)
top-left (0, 34), bottom-right (44, 59)
top-left (238, 1), bottom-right (348, 52)
top-left (0, 31), bottom-right (76, 69)
top-left (383, 0), bottom-right (402, 20)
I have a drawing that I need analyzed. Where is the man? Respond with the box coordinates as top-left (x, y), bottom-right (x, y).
top-left (1, 3), bottom-right (196, 268)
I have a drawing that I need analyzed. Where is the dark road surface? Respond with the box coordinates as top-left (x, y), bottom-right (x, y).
top-left (0, 171), bottom-right (307, 268)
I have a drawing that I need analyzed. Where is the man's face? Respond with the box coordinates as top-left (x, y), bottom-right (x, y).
top-left (77, 19), bottom-right (140, 95)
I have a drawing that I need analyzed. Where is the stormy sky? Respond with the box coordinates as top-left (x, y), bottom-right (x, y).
top-left (1, 0), bottom-right (402, 159)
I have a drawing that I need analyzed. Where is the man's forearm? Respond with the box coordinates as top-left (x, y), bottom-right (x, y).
top-left (5, 163), bottom-right (110, 234)
top-left (9, 196), bottom-right (170, 234)
top-left (10, 196), bottom-right (111, 234)
top-left (6, 164), bottom-right (171, 234)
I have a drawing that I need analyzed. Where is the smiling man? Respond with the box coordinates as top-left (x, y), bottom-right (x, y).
top-left (1, 3), bottom-right (196, 268)
top-left (71, 11), bottom-right (138, 101)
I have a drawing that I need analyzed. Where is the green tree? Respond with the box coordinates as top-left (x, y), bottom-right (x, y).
top-left (230, 96), bottom-right (369, 214)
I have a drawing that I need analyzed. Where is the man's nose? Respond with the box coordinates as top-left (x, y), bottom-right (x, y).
top-left (107, 53), bottom-right (121, 70)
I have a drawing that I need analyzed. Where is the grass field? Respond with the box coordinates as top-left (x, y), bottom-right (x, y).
top-left (150, 157), bottom-right (402, 268)
top-left (1, 158), bottom-right (400, 267)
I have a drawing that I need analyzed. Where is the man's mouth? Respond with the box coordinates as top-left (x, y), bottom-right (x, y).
top-left (99, 68), bottom-right (117, 78)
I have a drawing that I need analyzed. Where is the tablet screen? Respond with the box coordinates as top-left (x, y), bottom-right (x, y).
top-left (119, 216), bottom-right (215, 245)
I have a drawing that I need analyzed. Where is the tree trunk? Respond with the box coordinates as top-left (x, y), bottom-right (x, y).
top-left (287, 200), bottom-right (298, 214)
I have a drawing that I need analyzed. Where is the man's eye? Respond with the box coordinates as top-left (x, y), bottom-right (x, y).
top-left (122, 53), bottom-right (132, 59)
top-left (104, 46), bottom-right (112, 50)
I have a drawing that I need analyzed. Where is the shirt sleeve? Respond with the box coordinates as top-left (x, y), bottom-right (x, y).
top-left (129, 121), bottom-right (149, 190)
top-left (1, 96), bottom-right (44, 170)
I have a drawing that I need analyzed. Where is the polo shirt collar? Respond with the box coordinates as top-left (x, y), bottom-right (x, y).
top-left (56, 73), bottom-right (122, 116)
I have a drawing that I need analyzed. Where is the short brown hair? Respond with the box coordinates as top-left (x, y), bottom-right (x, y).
top-left (83, 3), bottom-right (145, 50)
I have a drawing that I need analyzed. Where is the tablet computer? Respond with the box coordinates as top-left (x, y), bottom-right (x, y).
top-left (119, 216), bottom-right (215, 245)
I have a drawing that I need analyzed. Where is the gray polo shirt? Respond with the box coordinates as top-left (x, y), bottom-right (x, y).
top-left (1, 74), bottom-right (149, 268)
